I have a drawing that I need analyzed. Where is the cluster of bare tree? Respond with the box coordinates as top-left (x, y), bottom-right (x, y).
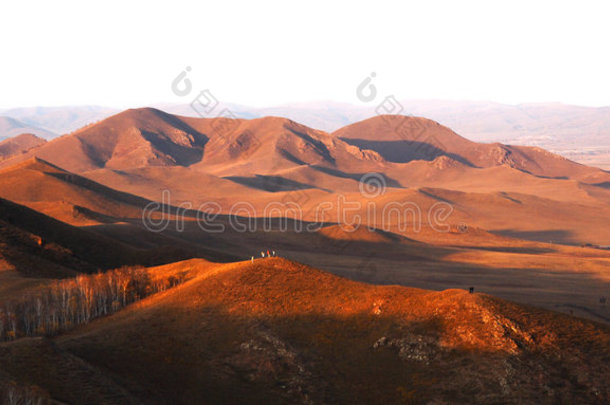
top-left (0, 381), bottom-right (49, 405)
top-left (0, 266), bottom-right (187, 341)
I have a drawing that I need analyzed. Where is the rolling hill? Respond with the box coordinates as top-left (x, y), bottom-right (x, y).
top-left (334, 115), bottom-right (607, 181)
top-left (0, 106), bottom-right (608, 404)
top-left (0, 108), bottom-right (608, 323)
top-left (0, 258), bottom-right (608, 404)
top-left (7, 108), bottom-right (607, 181)
top-left (0, 157), bottom-right (164, 224)
top-left (1, 107), bottom-right (609, 245)
top-left (8, 101), bottom-right (610, 168)
top-left (0, 133), bottom-right (47, 160)
top-left (0, 156), bottom-right (271, 260)
top-left (0, 108), bottom-right (383, 175)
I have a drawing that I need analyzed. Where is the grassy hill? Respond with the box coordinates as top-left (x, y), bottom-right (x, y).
top-left (1, 258), bottom-right (607, 404)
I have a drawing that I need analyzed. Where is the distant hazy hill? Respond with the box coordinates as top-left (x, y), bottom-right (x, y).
top-left (1, 105), bottom-right (118, 137)
top-left (4, 102), bottom-right (610, 167)
top-left (157, 100), bottom-right (610, 146)
top-left (0, 116), bottom-right (56, 140)
top-left (4, 107), bottom-right (605, 184)
top-left (159, 100), bottom-right (610, 169)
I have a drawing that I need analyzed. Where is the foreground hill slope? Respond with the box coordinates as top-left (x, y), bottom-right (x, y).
top-left (1, 258), bottom-right (606, 404)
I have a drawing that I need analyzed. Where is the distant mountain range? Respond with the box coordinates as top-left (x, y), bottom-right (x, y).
top-left (0, 116), bottom-right (56, 140)
top-left (1, 107), bottom-right (609, 246)
top-left (2, 101), bottom-right (608, 168)
top-left (0, 105), bottom-right (118, 140)
top-left (158, 100), bottom-right (610, 148)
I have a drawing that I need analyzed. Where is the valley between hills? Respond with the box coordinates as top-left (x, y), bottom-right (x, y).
top-left (0, 108), bottom-right (609, 404)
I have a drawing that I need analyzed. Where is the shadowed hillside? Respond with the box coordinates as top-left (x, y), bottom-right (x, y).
top-left (0, 197), bottom-right (183, 274)
top-left (334, 115), bottom-right (608, 182)
top-left (2, 108), bottom-right (604, 247)
top-left (0, 258), bottom-right (607, 404)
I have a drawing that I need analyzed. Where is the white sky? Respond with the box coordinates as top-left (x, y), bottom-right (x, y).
top-left (2, 0), bottom-right (609, 109)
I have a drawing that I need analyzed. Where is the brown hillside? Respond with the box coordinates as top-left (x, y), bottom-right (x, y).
top-left (0, 197), bottom-right (163, 274)
top-left (0, 258), bottom-right (606, 404)
top-left (0, 134), bottom-right (47, 160)
top-left (334, 115), bottom-right (608, 181)
top-left (0, 157), bottom-right (152, 224)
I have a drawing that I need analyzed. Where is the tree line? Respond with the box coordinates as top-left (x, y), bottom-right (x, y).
top-left (0, 266), bottom-right (188, 341)
top-left (0, 381), bottom-right (49, 405)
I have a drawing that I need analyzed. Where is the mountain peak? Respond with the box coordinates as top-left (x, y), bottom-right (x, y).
top-left (0, 133), bottom-right (47, 160)
top-left (333, 114), bottom-right (469, 143)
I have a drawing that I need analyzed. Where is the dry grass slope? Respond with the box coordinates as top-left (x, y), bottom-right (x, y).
top-left (0, 258), bottom-right (605, 404)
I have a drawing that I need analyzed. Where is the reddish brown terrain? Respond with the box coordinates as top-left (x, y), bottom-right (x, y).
top-left (0, 108), bottom-right (609, 403)
top-left (0, 259), bottom-right (608, 404)
top-left (0, 133), bottom-right (46, 160)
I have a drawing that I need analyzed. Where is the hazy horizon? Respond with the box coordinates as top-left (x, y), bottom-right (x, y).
top-left (3, 98), bottom-right (610, 113)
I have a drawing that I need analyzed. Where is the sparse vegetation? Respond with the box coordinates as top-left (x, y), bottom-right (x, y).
top-left (0, 266), bottom-right (188, 341)
top-left (0, 381), bottom-right (50, 405)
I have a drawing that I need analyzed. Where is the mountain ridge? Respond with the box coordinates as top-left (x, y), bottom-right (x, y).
top-left (1, 107), bottom-right (606, 183)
